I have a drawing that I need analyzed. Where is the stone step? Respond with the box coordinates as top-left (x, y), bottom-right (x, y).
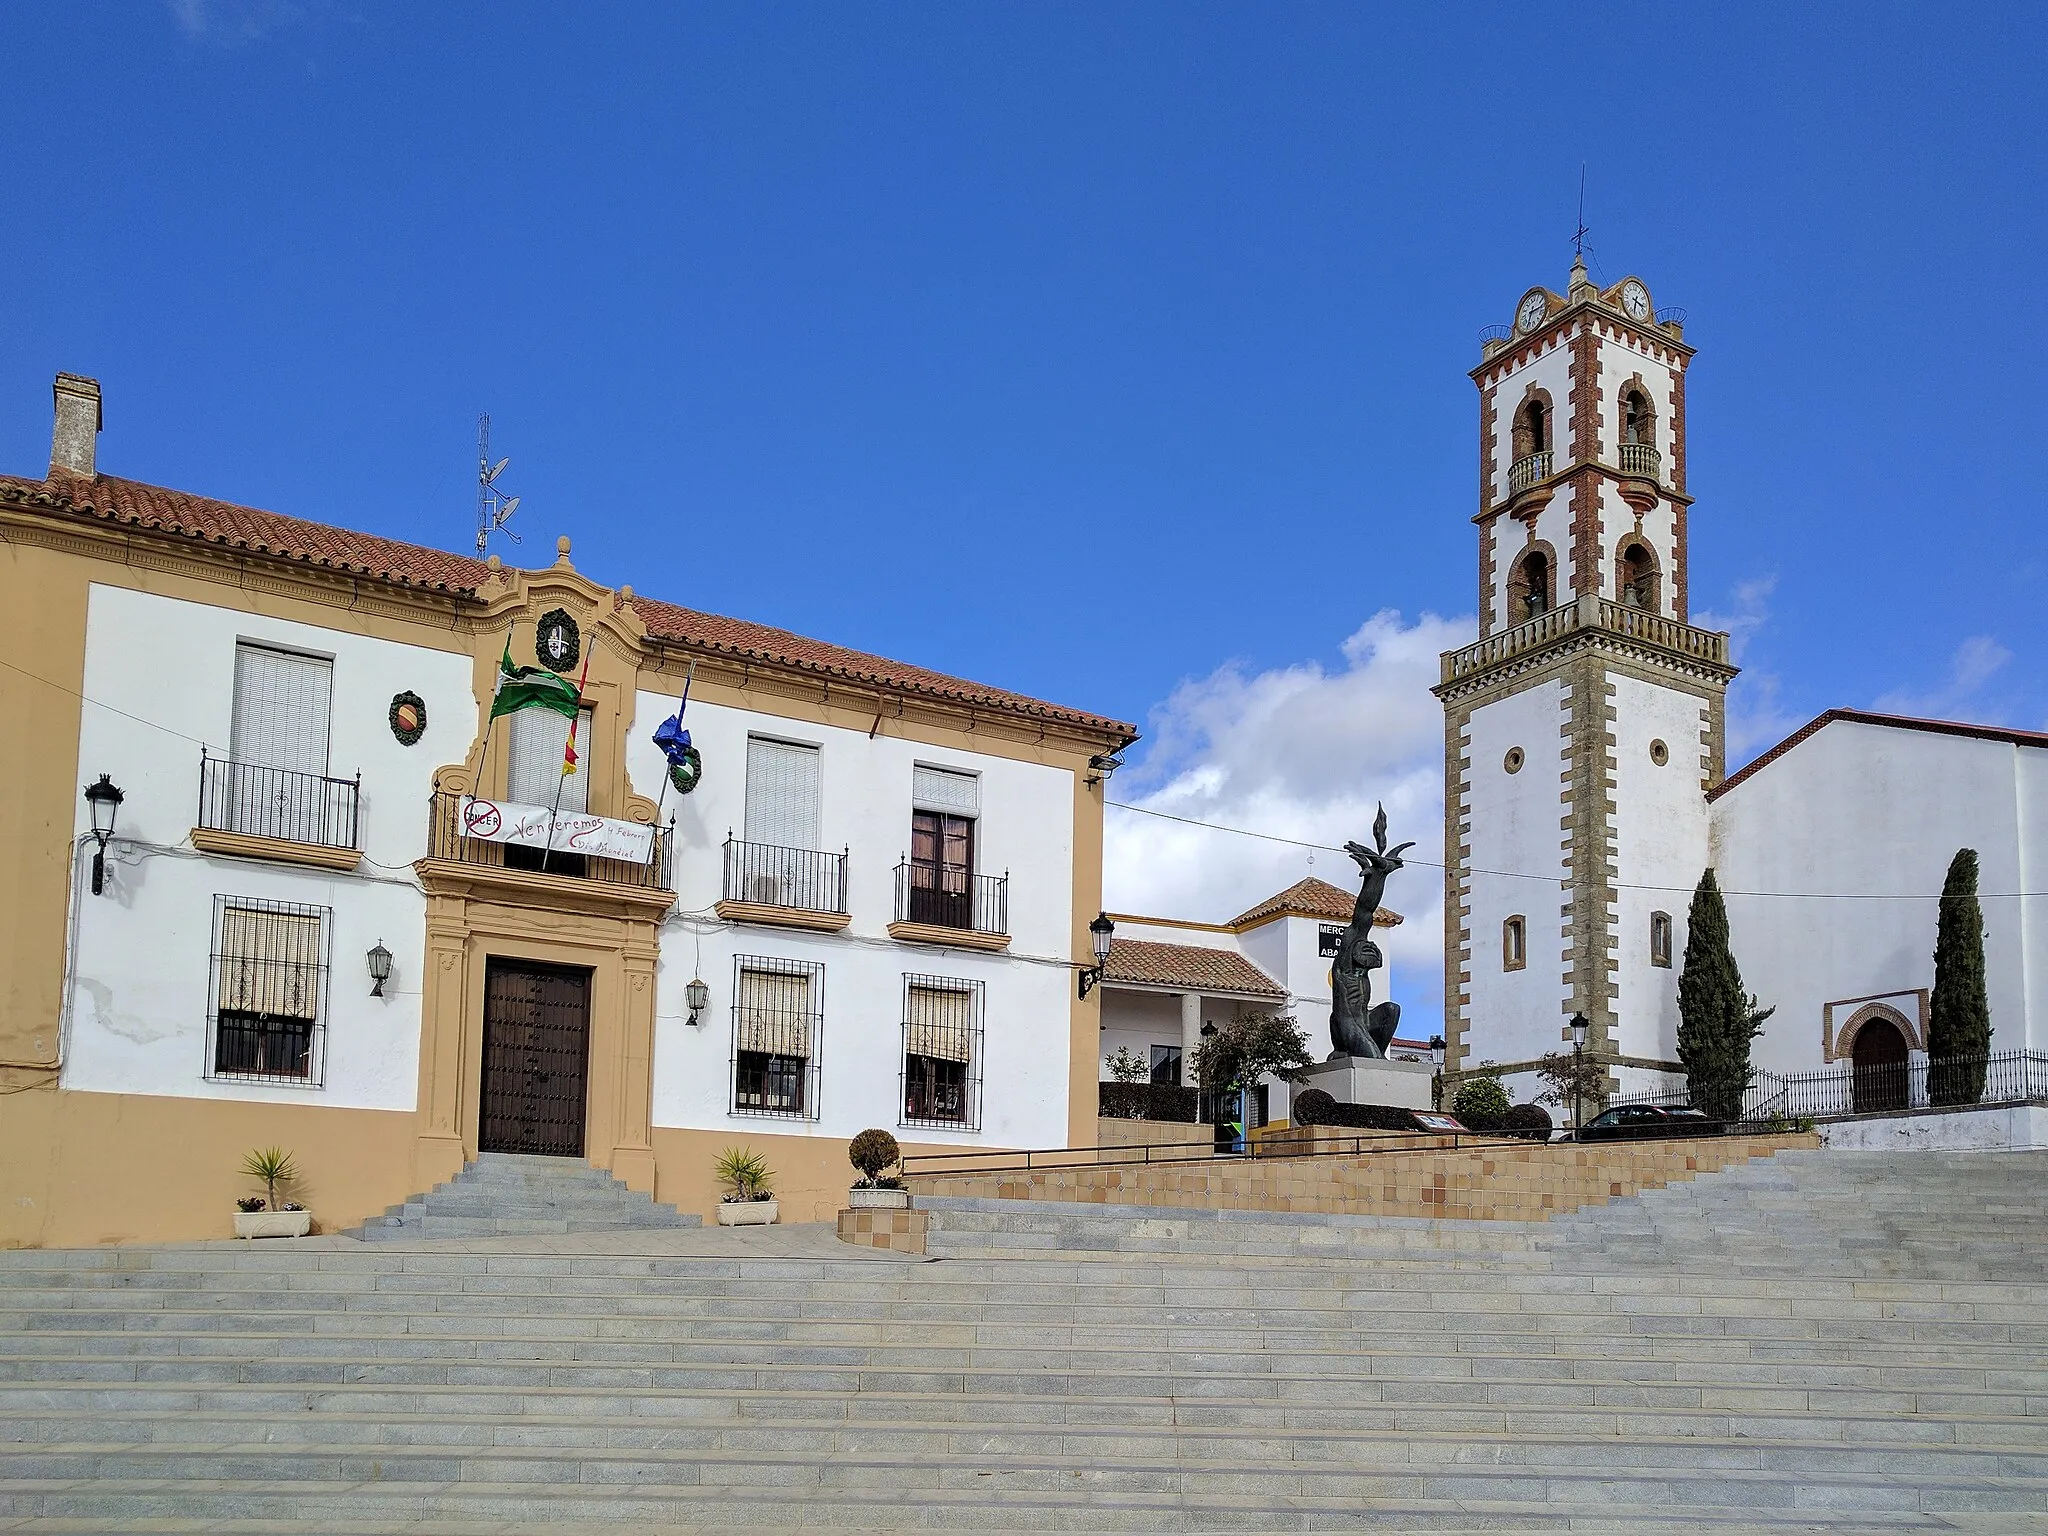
top-left (351, 1153), bottom-right (701, 1242)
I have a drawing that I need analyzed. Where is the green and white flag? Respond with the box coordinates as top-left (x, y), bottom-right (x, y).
top-left (489, 639), bottom-right (583, 721)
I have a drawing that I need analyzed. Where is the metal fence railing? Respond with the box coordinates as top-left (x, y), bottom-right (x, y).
top-left (893, 861), bottom-right (1008, 937)
top-left (1608, 1051), bottom-right (2048, 1122)
top-left (721, 837), bottom-right (847, 916)
top-left (423, 792), bottom-right (672, 891)
top-left (199, 751), bottom-right (359, 851)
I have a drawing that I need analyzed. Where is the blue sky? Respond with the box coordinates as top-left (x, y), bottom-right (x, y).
top-left (5, 4), bottom-right (2044, 1025)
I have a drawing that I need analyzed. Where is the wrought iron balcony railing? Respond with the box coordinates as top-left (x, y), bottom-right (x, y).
top-left (1618, 441), bottom-right (1662, 479)
top-left (893, 861), bottom-right (1008, 937)
top-left (198, 751), bottom-right (359, 851)
top-left (1506, 450), bottom-right (1552, 495)
top-left (722, 837), bottom-right (848, 916)
top-left (423, 792), bottom-right (672, 891)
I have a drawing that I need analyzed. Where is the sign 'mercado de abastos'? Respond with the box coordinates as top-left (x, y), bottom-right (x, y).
top-left (458, 797), bottom-right (655, 863)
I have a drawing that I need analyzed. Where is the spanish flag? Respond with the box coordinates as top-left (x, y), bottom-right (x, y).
top-left (561, 652), bottom-right (592, 776)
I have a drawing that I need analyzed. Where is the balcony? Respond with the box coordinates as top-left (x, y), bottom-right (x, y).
top-left (1438, 594), bottom-right (1733, 692)
top-left (889, 862), bottom-right (1010, 952)
top-left (1618, 441), bottom-right (1662, 480)
top-left (1506, 450), bottom-right (1552, 495)
top-left (715, 837), bottom-right (851, 932)
top-left (193, 751), bottom-right (361, 871)
top-left (420, 791), bottom-right (673, 901)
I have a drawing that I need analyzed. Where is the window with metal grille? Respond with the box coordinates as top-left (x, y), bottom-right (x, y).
top-left (730, 956), bottom-right (822, 1119)
top-left (205, 896), bottom-right (329, 1086)
top-left (900, 975), bottom-right (983, 1130)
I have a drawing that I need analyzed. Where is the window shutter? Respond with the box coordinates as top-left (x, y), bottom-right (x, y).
top-left (507, 708), bottom-right (592, 814)
top-left (905, 984), bottom-right (974, 1063)
top-left (217, 906), bottom-right (322, 1019)
top-left (744, 739), bottom-right (821, 850)
top-left (735, 966), bottom-right (812, 1058)
top-left (912, 765), bottom-right (978, 816)
top-left (231, 645), bottom-right (332, 775)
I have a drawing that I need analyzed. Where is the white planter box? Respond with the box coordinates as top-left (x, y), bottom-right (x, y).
top-left (233, 1209), bottom-right (312, 1239)
top-left (715, 1200), bottom-right (779, 1227)
top-left (847, 1186), bottom-right (909, 1209)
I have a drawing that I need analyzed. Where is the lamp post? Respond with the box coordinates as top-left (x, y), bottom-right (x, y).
top-left (1077, 912), bottom-right (1115, 999)
top-left (83, 775), bottom-right (123, 896)
top-left (367, 942), bottom-right (393, 998)
top-left (1429, 1034), bottom-right (1446, 1110)
top-left (684, 977), bottom-right (710, 1028)
top-left (1569, 1012), bottom-right (1590, 1139)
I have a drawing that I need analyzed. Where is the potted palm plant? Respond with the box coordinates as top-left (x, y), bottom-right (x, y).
top-left (847, 1128), bottom-right (908, 1209)
top-left (232, 1146), bottom-right (312, 1238)
top-left (712, 1146), bottom-right (778, 1226)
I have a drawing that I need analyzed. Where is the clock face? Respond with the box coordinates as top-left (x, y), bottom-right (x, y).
top-left (1516, 293), bottom-right (1548, 333)
top-left (1620, 280), bottom-right (1650, 321)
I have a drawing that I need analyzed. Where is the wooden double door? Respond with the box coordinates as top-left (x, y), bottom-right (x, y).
top-left (479, 959), bottom-right (593, 1157)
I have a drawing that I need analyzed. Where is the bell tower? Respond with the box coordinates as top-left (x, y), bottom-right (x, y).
top-left (1434, 259), bottom-right (1737, 1111)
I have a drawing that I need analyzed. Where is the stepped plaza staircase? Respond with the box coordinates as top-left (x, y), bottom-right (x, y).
top-left (352, 1151), bottom-right (701, 1241)
top-left (3, 1145), bottom-right (2047, 1531)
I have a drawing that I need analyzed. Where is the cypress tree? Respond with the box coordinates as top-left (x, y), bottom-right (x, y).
top-left (1927, 848), bottom-right (1991, 1106)
top-left (1677, 868), bottom-right (1766, 1121)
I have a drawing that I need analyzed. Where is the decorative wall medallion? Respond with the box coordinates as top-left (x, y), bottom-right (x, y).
top-left (535, 609), bottom-right (581, 673)
top-left (1649, 739), bottom-right (1669, 766)
top-left (668, 745), bottom-right (704, 795)
top-left (388, 691), bottom-right (427, 746)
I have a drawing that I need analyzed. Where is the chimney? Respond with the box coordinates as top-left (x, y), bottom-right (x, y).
top-left (50, 373), bottom-right (102, 480)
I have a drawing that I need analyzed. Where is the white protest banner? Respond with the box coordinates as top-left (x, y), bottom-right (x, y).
top-left (457, 797), bottom-right (656, 864)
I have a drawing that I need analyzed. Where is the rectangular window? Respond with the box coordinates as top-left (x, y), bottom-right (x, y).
top-left (901, 975), bottom-right (983, 1130)
top-left (744, 737), bottom-right (822, 851)
top-left (224, 644), bottom-right (335, 841)
top-left (731, 956), bottom-right (822, 1119)
top-left (1650, 911), bottom-right (1674, 968)
top-left (911, 764), bottom-right (979, 816)
top-left (1503, 915), bottom-right (1527, 972)
top-left (206, 897), bottom-right (329, 1086)
top-left (507, 706), bottom-right (595, 813)
top-left (908, 809), bottom-right (976, 927)
top-left (1149, 1044), bottom-right (1183, 1086)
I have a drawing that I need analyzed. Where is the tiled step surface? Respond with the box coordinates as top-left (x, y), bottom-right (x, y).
top-left (352, 1152), bottom-right (701, 1241)
top-left (1, 1147), bottom-right (2045, 1529)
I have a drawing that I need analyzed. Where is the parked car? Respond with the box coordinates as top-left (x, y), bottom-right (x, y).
top-left (1576, 1105), bottom-right (1727, 1141)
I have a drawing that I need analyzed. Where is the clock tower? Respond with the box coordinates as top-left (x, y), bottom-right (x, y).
top-left (1433, 259), bottom-right (1737, 1111)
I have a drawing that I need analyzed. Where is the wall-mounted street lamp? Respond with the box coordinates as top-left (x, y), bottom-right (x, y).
top-left (1569, 1011), bottom-right (1591, 1138)
top-left (685, 977), bottom-right (710, 1027)
top-left (1077, 912), bottom-right (1115, 999)
top-left (367, 942), bottom-right (393, 998)
top-left (83, 774), bottom-right (124, 896)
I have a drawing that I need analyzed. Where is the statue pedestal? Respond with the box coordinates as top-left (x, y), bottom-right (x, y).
top-left (1297, 1054), bottom-right (1433, 1111)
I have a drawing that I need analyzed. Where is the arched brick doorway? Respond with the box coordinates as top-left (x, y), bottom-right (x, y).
top-left (1851, 1016), bottom-right (1910, 1112)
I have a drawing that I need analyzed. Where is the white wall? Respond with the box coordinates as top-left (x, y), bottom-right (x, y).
top-left (1609, 672), bottom-right (1712, 1067)
top-left (629, 690), bottom-right (1079, 1146)
top-left (1712, 720), bottom-right (2043, 1074)
top-left (1461, 678), bottom-right (1570, 1071)
top-left (64, 584), bottom-right (473, 1109)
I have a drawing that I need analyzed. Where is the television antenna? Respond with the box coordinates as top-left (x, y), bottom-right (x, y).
top-left (475, 413), bottom-right (522, 557)
top-left (1572, 163), bottom-right (1589, 261)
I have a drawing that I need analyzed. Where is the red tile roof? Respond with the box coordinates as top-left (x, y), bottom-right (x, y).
top-left (0, 472), bottom-right (1135, 739)
top-left (1710, 708), bottom-right (2048, 802)
top-left (1229, 876), bottom-right (1404, 930)
top-left (1102, 938), bottom-right (1285, 998)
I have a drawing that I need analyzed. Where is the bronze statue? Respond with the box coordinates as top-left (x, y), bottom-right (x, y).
top-left (1330, 804), bottom-right (1411, 1059)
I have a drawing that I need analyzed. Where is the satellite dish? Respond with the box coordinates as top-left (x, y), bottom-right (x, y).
top-left (498, 496), bottom-right (520, 520)
top-left (485, 456), bottom-right (510, 484)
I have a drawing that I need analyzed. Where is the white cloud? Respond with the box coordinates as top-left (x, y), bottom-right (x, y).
top-left (1695, 575), bottom-right (1802, 765)
top-left (1104, 609), bottom-right (1471, 1037)
top-left (1873, 635), bottom-right (2014, 720)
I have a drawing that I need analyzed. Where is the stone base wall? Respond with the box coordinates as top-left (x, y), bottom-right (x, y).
top-left (1096, 1118), bottom-right (1212, 1151)
top-left (836, 1207), bottom-right (928, 1253)
top-left (905, 1133), bottom-right (1818, 1223)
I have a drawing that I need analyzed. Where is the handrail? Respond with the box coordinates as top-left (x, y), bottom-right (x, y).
top-left (198, 750), bottom-right (359, 850)
top-left (1507, 450), bottom-right (1552, 494)
top-left (1618, 441), bottom-right (1661, 479)
top-left (892, 861), bottom-right (1008, 936)
top-left (722, 836), bottom-right (847, 915)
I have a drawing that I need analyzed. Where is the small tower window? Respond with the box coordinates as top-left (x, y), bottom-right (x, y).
top-left (1650, 911), bottom-right (1673, 968)
top-left (1503, 915), bottom-right (1527, 972)
top-left (1620, 387), bottom-right (1654, 447)
top-left (1510, 548), bottom-right (1552, 623)
top-left (1616, 538), bottom-right (1659, 612)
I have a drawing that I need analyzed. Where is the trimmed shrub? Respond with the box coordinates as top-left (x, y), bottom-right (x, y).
top-left (1451, 1076), bottom-right (1510, 1131)
top-left (1290, 1089), bottom-right (1421, 1133)
top-left (848, 1128), bottom-right (900, 1183)
top-left (1098, 1082), bottom-right (1199, 1122)
top-left (1501, 1103), bottom-right (1554, 1141)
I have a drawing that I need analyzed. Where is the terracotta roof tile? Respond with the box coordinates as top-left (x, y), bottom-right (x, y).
top-left (0, 472), bottom-right (1134, 738)
top-left (1102, 938), bottom-right (1285, 998)
top-left (1229, 876), bottom-right (1403, 929)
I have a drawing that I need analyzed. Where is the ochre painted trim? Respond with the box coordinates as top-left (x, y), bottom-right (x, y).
top-left (189, 827), bottom-right (363, 872)
top-left (713, 899), bottom-right (851, 933)
top-left (415, 859), bottom-right (677, 920)
top-left (886, 921), bottom-right (1012, 953)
